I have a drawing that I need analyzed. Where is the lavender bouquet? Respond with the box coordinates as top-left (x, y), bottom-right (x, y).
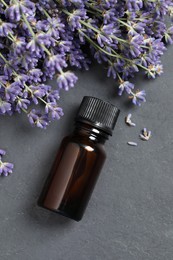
top-left (0, 0), bottom-right (173, 175)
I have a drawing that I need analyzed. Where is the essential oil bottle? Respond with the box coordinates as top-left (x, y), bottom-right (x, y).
top-left (38, 96), bottom-right (120, 221)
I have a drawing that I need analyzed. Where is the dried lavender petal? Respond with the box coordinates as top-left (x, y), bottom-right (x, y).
top-left (139, 128), bottom-right (152, 141)
top-left (127, 141), bottom-right (138, 147)
top-left (125, 113), bottom-right (136, 127)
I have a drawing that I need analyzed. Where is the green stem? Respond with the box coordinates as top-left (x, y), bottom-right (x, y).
top-left (79, 30), bottom-right (119, 58)
top-left (141, 45), bottom-right (150, 49)
top-left (80, 20), bottom-right (101, 34)
top-left (41, 7), bottom-right (51, 19)
top-left (117, 73), bottom-right (122, 81)
top-left (86, 9), bottom-right (101, 17)
top-left (61, 5), bottom-right (104, 38)
top-left (85, 2), bottom-right (102, 14)
top-left (21, 13), bottom-right (35, 38)
top-left (129, 90), bottom-right (135, 97)
top-left (60, 8), bottom-right (71, 16)
top-left (60, 6), bottom-right (129, 58)
top-left (40, 44), bottom-right (51, 56)
top-left (0, 0), bottom-right (8, 7)
top-left (81, 20), bottom-right (128, 47)
top-left (60, 4), bottom-right (102, 35)
top-left (0, 52), bottom-right (8, 63)
top-left (24, 83), bottom-right (48, 106)
top-left (0, 82), bottom-right (6, 89)
top-left (118, 19), bottom-right (132, 29)
top-left (7, 35), bottom-right (14, 42)
top-left (38, 96), bottom-right (48, 105)
top-left (111, 35), bottom-right (127, 44)
top-left (137, 63), bottom-right (149, 71)
top-left (13, 0), bottom-right (51, 56)
top-left (9, 32), bottom-right (15, 40)
top-left (20, 8), bottom-right (51, 55)
top-left (21, 107), bottom-right (28, 113)
top-left (134, 17), bottom-right (152, 22)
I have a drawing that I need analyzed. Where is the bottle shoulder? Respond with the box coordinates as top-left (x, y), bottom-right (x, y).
top-left (61, 134), bottom-right (106, 156)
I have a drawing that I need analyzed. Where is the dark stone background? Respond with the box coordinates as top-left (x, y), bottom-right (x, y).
top-left (0, 45), bottom-right (173, 260)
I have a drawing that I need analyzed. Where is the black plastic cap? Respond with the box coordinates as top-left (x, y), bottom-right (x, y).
top-left (76, 96), bottom-right (120, 135)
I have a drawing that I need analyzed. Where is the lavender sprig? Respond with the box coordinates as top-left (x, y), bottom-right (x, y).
top-left (57, 0), bottom-right (172, 104)
top-left (0, 0), bottom-right (173, 171)
top-left (0, 0), bottom-right (172, 124)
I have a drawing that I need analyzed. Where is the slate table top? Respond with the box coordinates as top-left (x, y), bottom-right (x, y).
top-left (0, 45), bottom-right (173, 260)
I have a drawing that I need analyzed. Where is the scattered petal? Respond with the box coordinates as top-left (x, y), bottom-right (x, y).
top-left (140, 128), bottom-right (152, 141)
top-left (0, 149), bottom-right (6, 157)
top-left (127, 141), bottom-right (138, 146)
top-left (125, 113), bottom-right (136, 127)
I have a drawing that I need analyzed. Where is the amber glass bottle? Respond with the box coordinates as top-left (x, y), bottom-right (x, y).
top-left (38, 96), bottom-right (120, 221)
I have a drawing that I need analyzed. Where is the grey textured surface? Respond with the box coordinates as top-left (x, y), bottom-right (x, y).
top-left (0, 45), bottom-right (173, 260)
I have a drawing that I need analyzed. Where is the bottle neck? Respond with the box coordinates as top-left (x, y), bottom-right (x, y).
top-left (74, 122), bottom-right (109, 144)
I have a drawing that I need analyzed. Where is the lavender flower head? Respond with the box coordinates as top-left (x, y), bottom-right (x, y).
top-left (0, 0), bottom-right (172, 123)
top-left (0, 149), bottom-right (14, 177)
top-left (0, 0), bottom-right (173, 173)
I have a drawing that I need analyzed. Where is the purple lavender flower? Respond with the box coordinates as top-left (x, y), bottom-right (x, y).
top-left (165, 26), bottom-right (173, 44)
top-left (0, 0), bottom-right (172, 134)
top-left (45, 102), bottom-right (64, 120)
top-left (0, 0), bottom-right (172, 176)
top-left (145, 64), bottom-right (163, 78)
top-left (97, 32), bottom-right (112, 47)
top-left (0, 21), bottom-right (16, 37)
top-left (68, 9), bottom-right (87, 31)
top-left (28, 69), bottom-right (43, 83)
top-left (28, 109), bottom-right (49, 129)
top-left (44, 54), bottom-right (67, 73)
top-left (107, 63), bottom-right (117, 79)
top-left (103, 8), bottom-right (118, 24)
top-left (3, 82), bottom-right (22, 101)
top-left (0, 149), bottom-right (13, 177)
top-left (11, 37), bottom-right (26, 55)
top-left (26, 38), bottom-right (44, 57)
top-left (0, 3), bottom-right (4, 13)
top-left (0, 161), bottom-right (14, 176)
top-left (57, 40), bottom-right (72, 52)
top-left (107, 64), bottom-right (117, 79)
top-left (0, 149), bottom-right (6, 157)
top-left (36, 32), bottom-right (54, 48)
top-left (6, 0), bottom-right (36, 22)
top-left (36, 20), bottom-right (49, 32)
top-left (130, 90), bottom-right (146, 106)
top-left (15, 53), bottom-right (39, 70)
top-left (118, 81), bottom-right (134, 96)
top-left (37, 0), bottom-right (56, 10)
top-left (46, 90), bottom-right (60, 102)
top-left (13, 74), bottom-right (29, 86)
top-left (128, 35), bottom-right (143, 58)
top-left (68, 46), bottom-right (90, 69)
top-left (29, 84), bottom-right (47, 104)
top-left (128, 0), bottom-right (143, 11)
top-left (44, 18), bottom-right (65, 38)
top-left (0, 99), bottom-right (11, 114)
top-left (15, 97), bottom-right (30, 113)
top-left (57, 71), bottom-right (78, 90)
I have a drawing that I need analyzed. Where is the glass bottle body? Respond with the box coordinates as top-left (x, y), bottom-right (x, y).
top-left (38, 123), bottom-right (108, 221)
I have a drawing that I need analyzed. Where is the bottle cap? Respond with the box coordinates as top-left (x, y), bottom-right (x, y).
top-left (76, 96), bottom-right (120, 135)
